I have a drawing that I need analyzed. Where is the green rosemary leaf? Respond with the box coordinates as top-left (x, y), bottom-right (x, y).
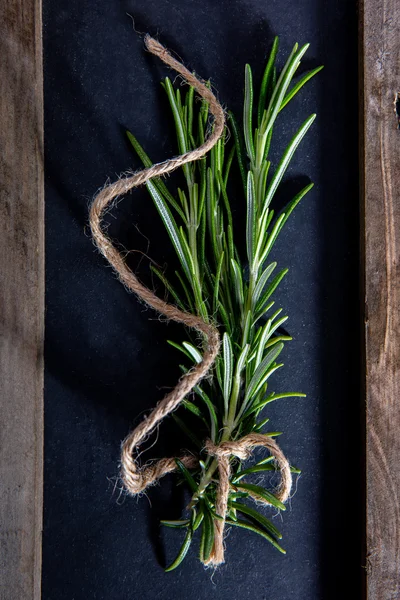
top-left (231, 258), bottom-right (245, 309)
top-left (263, 125), bottom-right (274, 162)
top-left (259, 213), bottom-right (286, 264)
top-left (177, 188), bottom-right (190, 220)
top-left (243, 64), bottom-right (255, 163)
top-left (218, 300), bottom-right (233, 336)
top-left (164, 77), bottom-right (189, 154)
top-left (178, 226), bottom-right (195, 275)
top-left (167, 339), bottom-right (193, 361)
top-left (223, 145), bottom-right (236, 187)
top-left (227, 224), bottom-right (235, 276)
top-left (201, 87), bottom-right (210, 127)
top-left (255, 269), bottom-right (288, 320)
top-left (229, 344), bottom-right (250, 423)
top-left (193, 506), bottom-right (204, 531)
top-left (255, 321), bottom-right (273, 367)
top-left (126, 129), bottom-right (152, 167)
top-left (165, 526), bottom-right (193, 572)
top-left (194, 386), bottom-right (218, 436)
top-left (271, 64), bottom-right (277, 92)
top-left (265, 208), bottom-right (275, 231)
top-left (175, 270), bottom-right (195, 312)
top-left (213, 251), bottom-right (225, 315)
top-left (185, 85), bottom-right (195, 146)
top-left (219, 133), bottom-right (225, 173)
top-left (161, 519), bottom-right (190, 528)
top-left (146, 181), bottom-right (191, 281)
top-left (175, 458), bottom-right (199, 493)
top-left (222, 333), bottom-right (233, 413)
top-left (212, 139), bottom-right (223, 183)
top-left (126, 130), bottom-right (188, 224)
top-left (182, 341), bottom-right (203, 364)
top-left (236, 456), bottom-right (301, 473)
top-left (234, 482), bottom-right (286, 511)
top-left (246, 172), bottom-right (257, 268)
top-left (199, 507), bottom-right (215, 563)
top-left (280, 65), bottom-right (324, 111)
top-left (215, 354), bottom-right (224, 393)
top-left (265, 314), bottom-right (289, 340)
top-left (229, 491), bottom-right (250, 500)
top-left (151, 265), bottom-right (186, 310)
top-left (226, 518), bottom-right (286, 553)
top-left (264, 335), bottom-right (292, 349)
top-left (236, 344), bottom-right (250, 376)
top-left (245, 343), bottom-right (284, 402)
top-left (258, 36), bottom-right (279, 127)
top-left (198, 185), bottom-right (207, 283)
top-left (206, 167), bottom-right (219, 264)
top-left (254, 416), bottom-right (271, 431)
top-left (230, 501), bottom-right (282, 540)
top-left (228, 111), bottom-right (247, 194)
top-left (263, 43), bottom-right (308, 138)
top-left (228, 507), bottom-right (238, 521)
top-left (276, 182), bottom-right (314, 235)
top-left (243, 392), bottom-right (307, 419)
top-left (241, 309), bottom-right (253, 347)
top-left (204, 496), bottom-right (225, 521)
top-left (183, 399), bottom-right (204, 420)
top-left (232, 457), bottom-right (275, 482)
top-left (255, 159), bottom-right (271, 210)
top-left (253, 261), bottom-right (277, 308)
top-left (262, 114), bottom-right (316, 215)
top-left (197, 106), bottom-right (205, 145)
top-left (217, 170), bottom-right (234, 239)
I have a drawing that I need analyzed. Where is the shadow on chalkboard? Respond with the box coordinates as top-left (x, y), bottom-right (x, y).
top-left (317, 1), bottom-right (363, 597)
top-left (43, 1), bottom-right (362, 597)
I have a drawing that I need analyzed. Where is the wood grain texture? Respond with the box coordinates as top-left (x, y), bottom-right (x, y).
top-left (361, 1), bottom-right (400, 598)
top-left (0, 0), bottom-right (44, 598)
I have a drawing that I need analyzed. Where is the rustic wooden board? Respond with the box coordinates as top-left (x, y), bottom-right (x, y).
top-left (361, 1), bottom-right (400, 597)
top-left (0, 0), bottom-right (44, 598)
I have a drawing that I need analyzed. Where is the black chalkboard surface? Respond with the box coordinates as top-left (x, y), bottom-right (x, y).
top-left (42, 1), bottom-right (361, 598)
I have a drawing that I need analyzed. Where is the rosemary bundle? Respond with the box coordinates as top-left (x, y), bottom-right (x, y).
top-left (91, 35), bottom-right (321, 571)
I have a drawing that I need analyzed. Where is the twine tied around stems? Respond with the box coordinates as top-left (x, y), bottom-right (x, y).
top-left (89, 34), bottom-right (292, 567)
top-left (204, 433), bottom-right (291, 565)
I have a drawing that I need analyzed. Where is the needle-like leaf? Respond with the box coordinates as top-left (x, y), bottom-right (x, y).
top-left (226, 518), bottom-right (286, 554)
top-left (165, 526), bottom-right (193, 572)
top-left (243, 64), bottom-right (255, 164)
top-left (234, 482), bottom-right (286, 511)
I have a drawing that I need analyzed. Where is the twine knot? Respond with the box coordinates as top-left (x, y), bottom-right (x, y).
top-left (201, 433), bottom-right (291, 565)
top-left (205, 438), bottom-right (252, 461)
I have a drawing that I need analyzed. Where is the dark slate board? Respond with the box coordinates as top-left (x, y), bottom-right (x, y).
top-left (42, 1), bottom-right (362, 598)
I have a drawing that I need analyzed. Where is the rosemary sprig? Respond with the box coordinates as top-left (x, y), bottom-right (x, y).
top-left (127, 36), bottom-right (321, 569)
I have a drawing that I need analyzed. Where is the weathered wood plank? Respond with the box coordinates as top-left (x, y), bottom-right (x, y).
top-left (0, 0), bottom-right (44, 598)
top-left (361, 1), bottom-right (400, 597)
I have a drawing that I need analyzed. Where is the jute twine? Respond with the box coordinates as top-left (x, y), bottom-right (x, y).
top-left (89, 35), bottom-right (292, 566)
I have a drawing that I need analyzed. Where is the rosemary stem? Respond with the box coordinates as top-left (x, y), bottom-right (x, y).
top-left (192, 421), bottom-right (236, 505)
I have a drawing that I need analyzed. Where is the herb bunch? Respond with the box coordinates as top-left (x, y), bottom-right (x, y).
top-left (126, 37), bottom-right (321, 570)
